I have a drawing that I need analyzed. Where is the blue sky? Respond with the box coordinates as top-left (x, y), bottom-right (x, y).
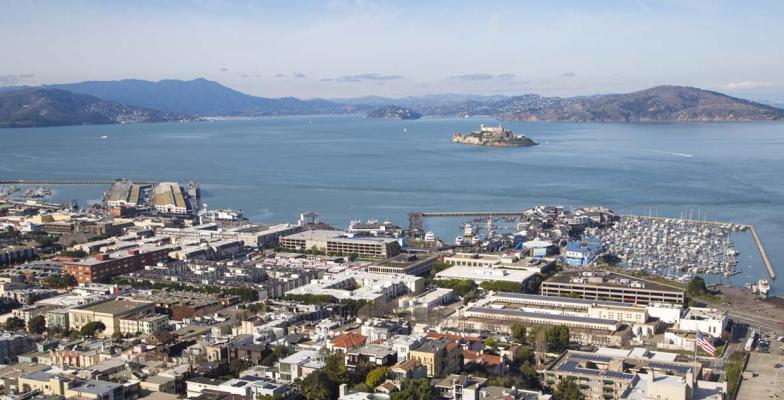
top-left (1, 0), bottom-right (783, 100)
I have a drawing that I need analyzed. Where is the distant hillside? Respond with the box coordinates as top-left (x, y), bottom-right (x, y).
top-left (0, 87), bottom-right (190, 128)
top-left (411, 86), bottom-right (784, 121)
top-left (49, 78), bottom-right (362, 116)
top-left (15, 80), bottom-right (783, 124)
top-left (366, 105), bottom-right (421, 120)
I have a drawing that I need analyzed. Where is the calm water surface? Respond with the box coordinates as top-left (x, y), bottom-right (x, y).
top-left (2, 116), bottom-right (783, 294)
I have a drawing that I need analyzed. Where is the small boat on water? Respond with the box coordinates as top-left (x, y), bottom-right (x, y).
top-left (424, 231), bottom-right (436, 242)
top-left (100, 135), bottom-right (109, 139)
top-left (753, 279), bottom-right (770, 298)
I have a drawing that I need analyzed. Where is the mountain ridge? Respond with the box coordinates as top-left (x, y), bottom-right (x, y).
top-left (0, 87), bottom-right (191, 128)
top-left (48, 78), bottom-right (362, 116)
top-left (3, 79), bottom-right (782, 127)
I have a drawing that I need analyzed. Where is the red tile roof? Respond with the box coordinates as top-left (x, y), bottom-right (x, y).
top-left (330, 333), bottom-right (367, 349)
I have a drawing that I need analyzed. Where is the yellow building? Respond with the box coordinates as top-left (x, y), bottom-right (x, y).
top-left (68, 298), bottom-right (155, 336)
top-left (409, 339), bottom-right (462, 378)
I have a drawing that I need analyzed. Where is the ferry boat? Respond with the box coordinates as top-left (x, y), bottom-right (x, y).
top-left (753, 279), bottom-right (770, 298)
top-left (463, 223), bottom-right (474, 238)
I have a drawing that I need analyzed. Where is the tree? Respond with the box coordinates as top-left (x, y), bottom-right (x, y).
top-left (323, 353), bottom-right (350, 385)
top-left (42, 274), bottom-right (78, 289)
top-left (364, 367), bottom-right (388, 388)
top-left (391, 378), bottom-right (438, 400)
top-left (687, 276), bottom-right (708, 297)
top-left (519, 361), bottom-right (540, 390)
top-left (511, 324), bottom-right (527, 344)
top-left (433, 261), bottom-right (451, 273)
top-left (433, 279), bottom-right (478, 297)
top-left (61, 274), bottom-right (78, 288)
top-left (553, 377), bottom-right (585, 400)
top-left (3, 317), bottom-right (25, 331)
top-left (59, 250), bottom-right (87, 258)
top-left (28, 315), bottom-right (47, 334)
top-left (261, 345), bottom-right (292, 367)
top-left (525, 273), bottom-right (543, 293)
top-left (515, 346), bottom-right (535, 366)
top-left (300, 370), bottom-right (338, 400)
top-left (80, 321), bottom-right (106, 337)
top-left (229, 359), bottom-right (249, 377)
top-left (534, 328), bottom-right (548, 355)
top-left (546, 326), bottom-right (570, 353)
top-left (480, 281), bottom-right (523, 293)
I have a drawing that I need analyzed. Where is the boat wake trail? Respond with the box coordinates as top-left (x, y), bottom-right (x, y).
top-left (648, 150), bottom-right (694, 158)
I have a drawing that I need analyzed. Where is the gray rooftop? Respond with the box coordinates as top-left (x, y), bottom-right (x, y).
top-left (467, 306), bottom-right (619, 326)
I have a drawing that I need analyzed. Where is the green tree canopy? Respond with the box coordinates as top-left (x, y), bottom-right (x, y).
top-left (390, 378), bottom-right (438, 400)
top-left (229, 359), bottom-right (249, 377)
top-left (480, 281), bottom-right (523, 293)
top-left (519, 361), bottom-right (540, 390)
top-left (553, 377), bottom-right (585, 400)
top-left (687, 276), bottom-right (708, 297)
top-left (323, 352), bottom-right (350, 385)
top-left (300, 370), bottom-right (338, 400)
top-left (364, 367), bottom-right (389, 388)
top-left (511, 324), bottom-right (527, 344)
top-left (433, 279), bottom-right (478, 297)
top-left (27, 315), bottom-right (47, 334)
top-left (3, 317), bottom-right (25, 331)
top-left (546, 326), bottom-right (570, 353)
top-left (79, 321), bottom-right (106, 337)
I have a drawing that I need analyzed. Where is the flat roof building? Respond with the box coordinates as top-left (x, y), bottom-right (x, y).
top-left (541, 270), bottom-right (685, 305)
top-left (367, 253), bottom-right (437, 276)
top-left (153, 182), bottom-right (190, 214)
top-left (105, 180), bottom-right (143, 209)
top-left (285, 270), bottom-right (424, 302)
top-left (279, 229), bottom-right (400, 259)
top-left (435, 265), bottom-right (538, 286)
top-left (62, 244), bottom-right (178, 283)
top-left (444, 252), bottom-right (556, 273)
top-left (542, 348), bottom-right (708, 400)
top-left (68, 298), bottom-right (155, 336)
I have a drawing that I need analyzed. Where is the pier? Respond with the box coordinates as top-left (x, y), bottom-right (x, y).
top-left (408, 210), bottom-right (526, 236)
top-left (0, 179), bottom-right (157, 185)
top-left (748, 224), bottom-right (776, 280)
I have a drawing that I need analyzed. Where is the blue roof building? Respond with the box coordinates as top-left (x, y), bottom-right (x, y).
top-left (564, 238), bottom-right (602, 266)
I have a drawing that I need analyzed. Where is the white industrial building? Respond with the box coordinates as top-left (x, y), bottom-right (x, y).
top-left (285, 270), bottom-right (424, 302)
top-left (677, 307), bottom-right (727, 338)
top-left (435, 265), bottom-right (538, 286)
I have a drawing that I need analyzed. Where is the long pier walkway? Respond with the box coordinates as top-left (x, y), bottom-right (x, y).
top-left (0, 179), bottom-right (156, 185)
top-left (748, 225), bottom-right (776, 280)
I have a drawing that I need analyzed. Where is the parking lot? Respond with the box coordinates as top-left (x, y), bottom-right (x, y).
top-left (737, 351), bottom-right (784, 399)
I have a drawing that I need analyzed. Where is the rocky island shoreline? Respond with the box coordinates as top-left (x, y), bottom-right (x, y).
top-left (451, 124), bottom-right (538, 147)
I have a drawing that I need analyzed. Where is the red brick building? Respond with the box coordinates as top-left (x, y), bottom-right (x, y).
top-left (63, 245), bottom-right (177, 283)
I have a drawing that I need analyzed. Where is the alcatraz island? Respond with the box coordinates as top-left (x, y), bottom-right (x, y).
top-left (452, 123), bottom-right (538, 147)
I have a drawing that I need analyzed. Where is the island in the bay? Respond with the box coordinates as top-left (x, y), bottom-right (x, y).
top-left (365, 104), bottom-right (421, 120)
top-left (451, 124), bottom-right (538, 147)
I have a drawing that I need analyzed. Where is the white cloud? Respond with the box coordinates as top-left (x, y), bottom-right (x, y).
top-left (722, 81), bottom-right (780, 90)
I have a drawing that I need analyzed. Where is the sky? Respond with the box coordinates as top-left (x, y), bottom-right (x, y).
top-left (1, 0), bottom-right (783, 101)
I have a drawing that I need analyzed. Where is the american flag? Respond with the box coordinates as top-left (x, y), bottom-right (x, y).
top-left (696, 329), bottom-right (716, 356)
